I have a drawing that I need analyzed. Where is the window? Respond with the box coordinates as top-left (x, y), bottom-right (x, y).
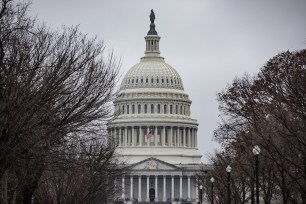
top-left (151, 104), bottom-right (154, 113)
top-left (151, 78), bottom-right (154, 83)
top-left (123, 105), bottom-right (125, 114)
top-left (157, 104), bottom-right (160, 113)
top-left (156, 78), bottom-right (159, 83)
top-left (136, 78), bottom-right (138, 83)
top-left (127, 105), bottom-right (129, 114)
top-left (132, 79), bottom-right (134, 83)
top-left (162, 78), bottom-right (164, 83)
top-left (164, 104), bottom-right (167, 114)
top-left (180, 105), bottom-right (182, 114)
top-left (170, 105), bottom-right (173, 114)
top-left (175, 105), bottom-right (178, 114)
top-left (146, 78), bottom-right (148, 83)
top-left (141, 78), bottom-right (143, 83)
top-left (132, 105), bottom-right (135, 114)
top-left (144, 104), bottom-right (147, 113)
top-left (138, 104), bottom-right (141, 113)
top-left (166, 78), bottom-right (169, 83)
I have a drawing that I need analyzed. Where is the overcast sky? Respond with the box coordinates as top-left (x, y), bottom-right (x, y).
top-left (30, 0), bottom-right (306, 162)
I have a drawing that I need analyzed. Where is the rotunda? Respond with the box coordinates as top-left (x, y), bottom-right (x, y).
top-left (109, 10), bottom-right (203, 203)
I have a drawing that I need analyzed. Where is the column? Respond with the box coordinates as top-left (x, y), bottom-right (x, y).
top-left (124, 127), bottom-right (128, 146)
top-left (162, 126), bottom-right (166, 146)
top-left (188, 176), bottom-right (191, 201)
top-left (170, 126), bottom-right (173, 147)
top-left (122, 176), bottom-right (125, 200)
top-left (155, 176), bottom-right (158, 201)
top-left (188, 128), bottom-right (191, 148)
top-left (195, 129), bottom-right (197, 147)
top-left (179, 175), bottom-right (182, 200)
top-left (114, 128), bottom-right (117, 145)
top-left (147, 126), bottom-right (150, 146)
top-left (138, 176), bottom-right (142, 201)
top-left (183, 127), bottom-right (186, 147)
top-left (130, 176), bottom-right (133, 200)
top-left (146, 176), bottom-right (150, 201)
top-left (139, 126), bottom-right (143, 146)
top-left (155, 126), bottom-right (158, 146)
top-left (119, 128), bottom-right (122, 147)
top-left (171, 176), bottom-right (174, 201)
top-left (131, 126), bottom-right (135, 146)
top-left (176, 127), bottom-right (181, 147)
top-left (163, 175), bottom-right (166, 201)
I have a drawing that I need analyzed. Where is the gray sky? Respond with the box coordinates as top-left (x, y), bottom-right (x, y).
top-left (30, 0), bottom-right (306, 162)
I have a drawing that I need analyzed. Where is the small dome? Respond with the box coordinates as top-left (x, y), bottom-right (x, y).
top-left (120, 58), bottom-right (184, 90)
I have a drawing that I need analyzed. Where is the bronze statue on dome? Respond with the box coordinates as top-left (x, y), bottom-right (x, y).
top-left (150, 9), bottom-right (155, 24)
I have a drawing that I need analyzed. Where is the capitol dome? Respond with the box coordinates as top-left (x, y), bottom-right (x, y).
top-left (120, 58), bottom-right (184, 90)
top-left (108, 12), bottom-right (201, 165)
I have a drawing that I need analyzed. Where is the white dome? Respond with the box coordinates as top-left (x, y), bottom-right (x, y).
top-left (120, 58), bottom-right (184, 90)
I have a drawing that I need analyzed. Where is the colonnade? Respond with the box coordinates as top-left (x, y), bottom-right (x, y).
top-left (109, 126), bottom-right (197, 148)
top-left (120, 175), bottom-right (198, 202)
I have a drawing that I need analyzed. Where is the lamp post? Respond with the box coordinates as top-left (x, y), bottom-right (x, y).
top-left (199, 185), bottom-right (203, 204)
top-left (226, 165), bottom-right (231, 204)
top-left (253, 145), bottom-right (261, 204)
top-left (210, 177), bottom-right (214, 204)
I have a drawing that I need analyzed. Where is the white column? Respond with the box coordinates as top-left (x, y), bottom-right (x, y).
top-left (114, 128), bottom-right (117, 145)
top-left (130, 176), bottom-right (133, 200)
top-left (183, 127), bottom-right (186, 147)
top-left (170, 126), bottom-right (173, 147)
top-left (188, 128), bottom-right (191, 147)
top-left (179, 175), bottom-right (182, 200)
top-left (188, 176), bottom-right (191, 201)
top-left (138, 176), bottom-right (142, 201)
top-left (162, 126), bottom-right (166, 146)
top-left (146, 176), bottom-right (150, 201)
top-left (132, 126), bottom-right (135, 146)
top-left (122, 176), bottom-right (125, 200)
top-left (147, 126), bottom-right (150, 146)
top-left (139, 126), bottom-right (143, 146)
top-left (196, 129), bottom-right (198, 147)
top-left (155, 126), bottom-right (158, 146)
top-left (124, 127), bottom-right (128, 146)
top-left (171, 176), bottom-right (174, 201)
top-left (155, 176), bottom-right (158, 201)
top-left (178, 127), bottom-right (181, 147)
top-left (163, 175), bottom-right (166, 201)
top-left (119, 128), bottom-right (122, 147)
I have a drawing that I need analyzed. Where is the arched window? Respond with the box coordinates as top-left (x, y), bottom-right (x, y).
top-left (170, 105), bottom-right (173, 114)
top-left (162, 78), bottom-right (164, 83)
top-left (132, 79), bottom-right (134, 84)
top-left (157, 104), bottom-right (161, 113)
top-left (138, 104), bottom-right (141, 113)
top-left (146, 78), bottom-right (148, 83)
top-left (151, 78), bottom-right (154, 83)
top-left (164, 104), bottom-right (167, 114)
top-left (127, 105), bottom-right (130, 114)
top-left (183, 106), bottom-right (185, 115)
top-left (136, 78), bottom-right (138, 83)
top-left (141, 78), bottom-right (143, 83)
top-left (175, 105), bottom-right (178, 114)
top-left (132, 105), bottom-right (135, 114)
top-left (123, 105), bottom-right (125, 114)
top-left (156, 78), bottom-right (159, 83)
top-left (151, 104), bottom-right (154, 113)
top-left (180, 105), bottom-right (182, 114)
top-left (144, 104), bottom-right (147, 113)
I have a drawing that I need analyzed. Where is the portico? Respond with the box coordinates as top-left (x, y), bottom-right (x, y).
top-left (118, 158), bottom-right (199, 203)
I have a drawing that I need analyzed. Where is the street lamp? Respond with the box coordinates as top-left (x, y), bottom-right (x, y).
top-left (226, 165), bottom-right (231, 204)
top-left (253, 145), bottom-right (261, 204)
top-left (199, 185), bottom-right (203, 204)
top-left (210, 177), bottom-right (215, 204)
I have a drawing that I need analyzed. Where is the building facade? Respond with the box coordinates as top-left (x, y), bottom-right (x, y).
top-left (108, 10), bottom-right (203, 203)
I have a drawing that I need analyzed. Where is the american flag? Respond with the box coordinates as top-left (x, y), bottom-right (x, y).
top-left (146, 131), bottom-right (153, 140)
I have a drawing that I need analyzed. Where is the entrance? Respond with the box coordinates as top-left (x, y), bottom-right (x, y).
top-left (149, 188), bottom-right (155, 202)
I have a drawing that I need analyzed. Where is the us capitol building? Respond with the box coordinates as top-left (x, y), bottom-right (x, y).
top-left (109, 10), bottom-right (204, 204)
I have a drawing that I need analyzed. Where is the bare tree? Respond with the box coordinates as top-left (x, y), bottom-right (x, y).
top-left (0, 0), bottom-right (122, 203)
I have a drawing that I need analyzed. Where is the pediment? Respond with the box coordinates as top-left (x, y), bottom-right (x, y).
top-left (131, 157), bottom-right (179, 171)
